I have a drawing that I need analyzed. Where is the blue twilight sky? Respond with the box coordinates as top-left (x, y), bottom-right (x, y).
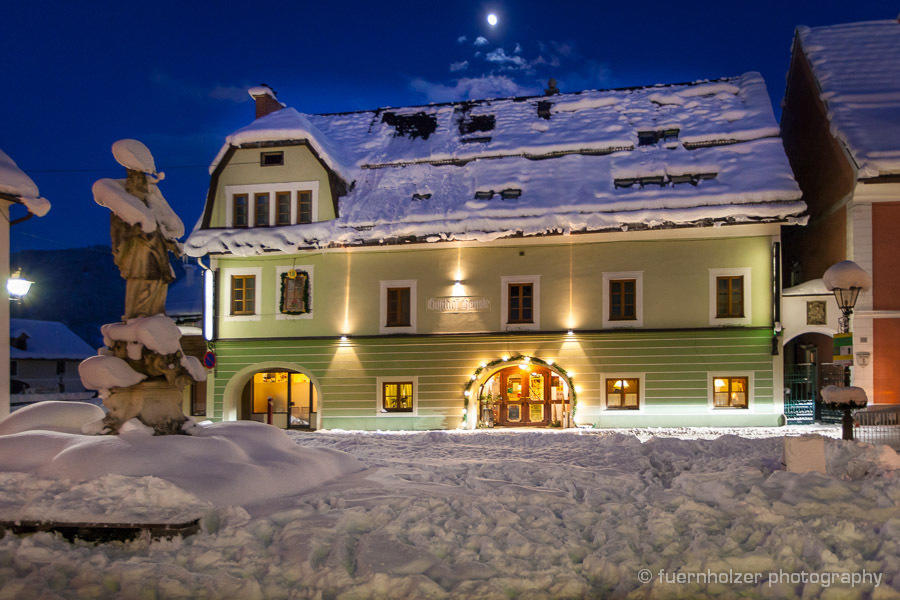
top-left (2, 0), bottom-right (892, 252)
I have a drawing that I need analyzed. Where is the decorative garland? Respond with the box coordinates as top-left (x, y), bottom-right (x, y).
top-left (463, 354), bottom-right (577, 424)
top-left (279, 271), bottom-right (311, 315)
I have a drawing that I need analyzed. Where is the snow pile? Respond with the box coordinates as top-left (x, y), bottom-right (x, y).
top-left (798, 20), bottom-right (900, 177)
top-left (0, 148), bottom-right (51, 217)
top-left (0, 401), bottom-right (104, 435)
top-left (823, 259), bottom-right (873, 290)
top-left (0, 405), bottom-right (362, 513)
top-left (0, 429), bottom-right (895, 599)
top-left (102, 314), bottom-right (184, 357)
top-left (79, 354), bottom-right (146, 396)
top-left (111, 139), bottom-right (159, 176)
top-left (821, 385), bottom-right (868, 407)
top-left (92, 178), bottom-right (184, 239)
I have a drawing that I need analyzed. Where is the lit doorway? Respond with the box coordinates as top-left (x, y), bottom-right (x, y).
top-left (239, 370), bottom-right (318, 429)
top-left (480, 364), bottom-right (570, 427)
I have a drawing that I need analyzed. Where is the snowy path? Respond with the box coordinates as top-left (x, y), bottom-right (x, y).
top-left (0, 428), bottom-right (897, 599)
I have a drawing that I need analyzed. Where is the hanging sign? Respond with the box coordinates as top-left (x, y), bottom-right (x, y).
top-left (833, 332), bottom-right (853, 366)
top-left (203, 351), bottom-right (216, 369)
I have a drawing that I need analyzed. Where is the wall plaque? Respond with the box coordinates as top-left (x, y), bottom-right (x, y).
top-left (427, 296), bottom-right (491, 313)
top-left (806, 300), bottom-right (826, 325)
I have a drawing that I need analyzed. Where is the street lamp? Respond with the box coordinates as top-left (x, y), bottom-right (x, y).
top-left (6, 269), bottom-right (33, 301)
top-left (822, 260), bottom-right (872, 440)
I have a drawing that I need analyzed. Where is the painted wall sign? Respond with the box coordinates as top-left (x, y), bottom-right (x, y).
top-left (427, 296), bottom-right (491, 313)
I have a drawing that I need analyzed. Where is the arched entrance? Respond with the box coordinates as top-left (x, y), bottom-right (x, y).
top-left (783, 332), bottom-right (842, 423)
top-left (469, 357), bottom-right (574, 428)
top-left (223, 363), bottom-right (321, 430)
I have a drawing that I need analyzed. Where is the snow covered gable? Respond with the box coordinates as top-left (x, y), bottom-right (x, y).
top-left (797, 20), bottom-right (900, 178)
top-left (187, 72), bottom-right (804, 256)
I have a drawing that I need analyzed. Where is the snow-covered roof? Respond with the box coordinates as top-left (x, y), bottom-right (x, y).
top-left (782, 278), bottom-right (831, 297)
top-left (188, 72), bottom-right (804, 256)
top-left (797, 20), bottom-right (900, 177)
top-left (10, 319), bottom-right (95, 360)
top-left (0, 148), bottom-right (51, 217)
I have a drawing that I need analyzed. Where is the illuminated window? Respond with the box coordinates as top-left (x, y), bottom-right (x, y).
top-left (606, 378), bottom-right (640, 409)
top-left (507, 283), bottom-right (533, 324)
top-left (382, 381), bottom-right (414, 412)
top-left (231, 274), bottom-right (256, 315)
top-left (297, 190), bottom-right (313, 224)
top-left (712, 376), bottom-right (748, 408)
top-left (609, 279), bottom-right (636, 321)
top-left (275, 192), bottom-right (291, 225)
top-left (716, 276), bottom-right (744, 318)
top-left (254, 193), bottom-right (270, 227)
top-left (232, 194), bottom-right (248, 228)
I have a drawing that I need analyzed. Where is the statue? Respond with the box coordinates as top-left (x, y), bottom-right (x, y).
top-left (79, 140), bottom-right (205, 435)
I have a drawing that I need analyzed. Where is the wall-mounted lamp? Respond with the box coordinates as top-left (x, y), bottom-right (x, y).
top-left (7, 269), bottom-right (33, 301)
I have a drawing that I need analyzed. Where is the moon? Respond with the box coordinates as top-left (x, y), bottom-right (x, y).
top-left (487, 13), bottom-right (498, 27)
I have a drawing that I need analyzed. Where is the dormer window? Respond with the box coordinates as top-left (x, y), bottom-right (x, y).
top-left (412, 193), bottom-right (432, 201)
top-left (459, 114), bottom-right (495, 135)
top-left (500, 188), bottom-right (522, 200)
top-left (261, 151), bottom-right (284, 166)
top-left (474, 190), bottom-right (494, 200)
top-left (637, 129), bottom-right (680, 146)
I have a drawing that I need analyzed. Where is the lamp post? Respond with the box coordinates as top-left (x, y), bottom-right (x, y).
top-left (6, 269), bottom-right (33, 302)
top-left (822, 261), bottom-right (872, 440)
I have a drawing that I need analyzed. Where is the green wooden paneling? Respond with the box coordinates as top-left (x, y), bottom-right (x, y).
top-left (206, 328), bottom-right (781, 429)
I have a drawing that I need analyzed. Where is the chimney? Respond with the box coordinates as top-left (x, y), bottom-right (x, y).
top-left (248, 84), bottom-right (284, 119)
top-left (544, 78), bottom-right (559, 96)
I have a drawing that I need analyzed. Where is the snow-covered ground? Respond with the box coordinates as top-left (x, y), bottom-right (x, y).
top-left (0, 424), bottom-right (897, 599)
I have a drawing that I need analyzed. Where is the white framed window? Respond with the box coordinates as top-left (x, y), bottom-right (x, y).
top-left (602, 271), bottom-right (643, 328)
top-left (275, 265), bottom-right (314, 320)
top-left (707, 372), bottom-right (754, 410)
top-left (224, 181), bottom-right (319, 228)
top-left (223, 266), bottom-right (262, 321)
top-left (501, 275), bottom-right (541, 331)
top-left (380, 280), bottom-right (417, 334)
top-left (376, 376), bottom-right (418, 416)
top-left (708, 267), bottom-right (751, 325)
top-left (601, 373), bottom-right (646, 411)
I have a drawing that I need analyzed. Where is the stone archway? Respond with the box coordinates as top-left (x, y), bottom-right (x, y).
top-left (464, 355), bottom-right (576, 429)
top-left (222, 362), bottom-right (323, 429)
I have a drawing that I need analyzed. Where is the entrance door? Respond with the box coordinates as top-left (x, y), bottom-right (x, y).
top-left (496, 365), bottom-right (551, 426)
top-left (241, 370), bottom-right (317, 430)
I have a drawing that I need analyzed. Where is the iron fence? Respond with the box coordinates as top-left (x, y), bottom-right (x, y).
top-left (854, 405), bottom-right (900, 449)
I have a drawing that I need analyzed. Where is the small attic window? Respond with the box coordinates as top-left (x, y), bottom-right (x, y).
top-left (474, 190), bottom-right (494, 200)
top-left (614, 178), bottom-right (636, 189)
top-left (382, 111), bottom-right (438, 140)
top-left (500, 188), bottom-right (522, 200)
top-left (662, 129), bottom-right (679, 142)
top-left (260, 151), bottom-right (284, 166)
top-left (412, 193), bottom-right (432, 201)
top-left (459, 114), bottom-right (496, 135)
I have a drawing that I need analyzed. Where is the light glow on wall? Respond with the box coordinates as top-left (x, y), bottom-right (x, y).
top-left (342, 251), bottom-right (352, 334)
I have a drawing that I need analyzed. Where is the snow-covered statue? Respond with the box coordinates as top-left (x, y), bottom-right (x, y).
top-left (79, 140), bottom-right (205, 435)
